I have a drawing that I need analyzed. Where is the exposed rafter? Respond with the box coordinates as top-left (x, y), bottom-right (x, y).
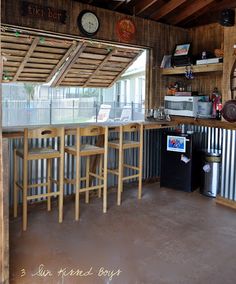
top-left (51, 42), bottom-right (87, 87)
top-left (108, 50), bottom-right (143, 88)
top-left (46, 41), bottom-right (77, 83)
top-left (180, 0), bottom-right (236, 27)
top-left (135, 0), bottom-right (159, 16)
top-left (150, 0), bottom-right (188, 20)
top-left (12, 37), bottom-right (39, 82)
top-left (83, 49), bottom-right (117, 87)
top-left (113, 2), bottom-right (124, 10)
top-left (170, 0), bottom-right (216, 25)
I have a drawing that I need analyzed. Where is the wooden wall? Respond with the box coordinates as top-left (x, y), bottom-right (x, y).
top-left (222, 14), bottom-right (236, 102)
top-left (189, 23), bottom-right (224, 55)
top-left (188, 20), bottom-right (236, 103)
top-left (189, 23), bottom-right (224, 99)
top-left (1, 0), bottom-right (188, 108)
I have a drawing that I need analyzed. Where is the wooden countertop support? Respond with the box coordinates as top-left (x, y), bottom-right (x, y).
top-left (169, 116), bottom-right (236, 130)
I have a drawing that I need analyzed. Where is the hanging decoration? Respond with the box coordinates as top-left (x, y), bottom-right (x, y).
top-left (15, 31), bottom-right (20, 37)
top-left (2, 71), bottom-right (12, 82)
top-left (116, 18), bottom-right (136, 42)
top-left (39, 36), bottom-right (45, 44)
top-left (185, 65), bottom-right (194, 80)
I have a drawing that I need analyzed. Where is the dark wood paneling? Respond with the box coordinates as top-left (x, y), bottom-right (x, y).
top-left (189, 23), bottom-right (223, 55)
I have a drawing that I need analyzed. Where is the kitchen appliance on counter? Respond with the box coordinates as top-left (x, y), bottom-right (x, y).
top-left (164, 96), bottom-right (200, 117)
top-left (160, 131), bottom-right (201, 192)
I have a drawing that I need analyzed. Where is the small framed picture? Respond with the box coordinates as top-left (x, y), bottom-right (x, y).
top-left (167, 135), bottom-right (186, 153)
top-left (173, 43), bottom-right (191, 57)
top-left (160, 55), bottom-right (172, 68)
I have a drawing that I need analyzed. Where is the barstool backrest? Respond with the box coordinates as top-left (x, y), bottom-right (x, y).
top-left (66, 126), bottom-right (106, 137)
top-left (26, 127), bottom-right (64, 139)
top-left (23, 127), bottom-right (64, 154)
top-left (122, 123), bottom-right (141, 132)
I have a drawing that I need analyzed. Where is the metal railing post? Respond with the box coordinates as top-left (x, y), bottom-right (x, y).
top-left (131, 101), bottom-right (134, 121)
top-left (50, 101), bottom-right (52, 124)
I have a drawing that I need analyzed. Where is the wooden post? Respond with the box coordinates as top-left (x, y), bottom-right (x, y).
top-left (1, 139), bottom-right (9, 283)
top-left (1, 14), bottom-right (10, 280)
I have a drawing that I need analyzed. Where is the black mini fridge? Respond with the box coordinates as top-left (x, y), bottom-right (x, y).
top-left (160, 131), bottom-right (200, 192)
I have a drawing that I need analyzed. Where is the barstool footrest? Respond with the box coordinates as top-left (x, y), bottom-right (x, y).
top-left (16, 181), bottom-right (50, 189)
top-left (79, 185), bottom-right (104, 193)
top-left (89, 172), bottom-right (104, 180)
top-left (122, 174), bottom-right (139, 181)
top-left (123, 164), bottom-right (139, 171)
top-left (64, 177), bottom-right (86, 185)
top-left (107, 168), bottom-right (119, 175)
top-left (27, 191), bottom-right (60, 201)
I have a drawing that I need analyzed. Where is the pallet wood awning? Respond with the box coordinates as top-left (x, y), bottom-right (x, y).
top-left (1, 31), bottom-right (143, 88)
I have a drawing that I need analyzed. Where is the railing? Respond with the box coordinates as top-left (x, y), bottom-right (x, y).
top-left (2, 100), bottom-right (145, 126)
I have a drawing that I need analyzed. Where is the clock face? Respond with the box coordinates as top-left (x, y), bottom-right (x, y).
top-left (78, 11), bottom-right (100, 36)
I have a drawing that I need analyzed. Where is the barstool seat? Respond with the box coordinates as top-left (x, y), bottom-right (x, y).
top-left (16, 147), bottom-right (59, 158)
top-left (108, 140), bottom-right (140, 149)
top-left (65, 144), bottom-right (105, 156)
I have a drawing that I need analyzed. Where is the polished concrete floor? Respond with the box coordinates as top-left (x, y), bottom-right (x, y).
top-left (10, 183), bottom-right (236, 284)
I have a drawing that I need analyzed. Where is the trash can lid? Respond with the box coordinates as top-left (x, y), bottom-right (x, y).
top-left (205, 150), bottom-right (221, 157)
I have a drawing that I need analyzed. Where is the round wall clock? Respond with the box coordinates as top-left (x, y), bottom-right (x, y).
top-left (77, 10), bottom-right (100, 36)
top-left (116, 18), bottom-right (136, 42)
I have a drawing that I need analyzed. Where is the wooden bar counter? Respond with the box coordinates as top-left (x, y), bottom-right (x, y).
top-left (2, 116), bottom-right (236, 138)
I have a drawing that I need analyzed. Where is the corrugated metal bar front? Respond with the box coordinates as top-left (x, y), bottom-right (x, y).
top-left (6, 125), bottom-right (236, 205)
top-left (221, 129), bottom-right (236, 201)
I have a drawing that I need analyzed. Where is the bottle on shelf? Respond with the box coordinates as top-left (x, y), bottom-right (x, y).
top-left (211, 87), bottom-right (222, 118)
top-left (216, 103), bottom-right (222, 120)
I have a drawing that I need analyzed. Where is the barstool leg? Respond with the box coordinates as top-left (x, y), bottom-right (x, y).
top-left (59, 155), bottom-right (64, 223)
top-left (138, 125), bottom-right (143, 199)
top-left (22, 158), bottom-right (28, 231)
top-left (103, 127), bottom-right (108, 213)
top-left (117, 149), bottom-right (123, 206)
top-left (13, 149), bottom-right (18, 218)
top-left (138, 146), bottom-right (143, 199)
top-left (47, 158), bottom-right (52, 211)
top-left (75, 155), bottom-right (81, 221)
top-left (98, 155), bottom-right (102, 198)
top-left (85, 156), bottom-right (90, 204)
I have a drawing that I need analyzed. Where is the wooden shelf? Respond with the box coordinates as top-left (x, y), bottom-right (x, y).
top-left (160, 63), bottom-right (223, 75)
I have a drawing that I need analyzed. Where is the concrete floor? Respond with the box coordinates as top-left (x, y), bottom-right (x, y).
top-left (10, 183), bottom-right (236, 284)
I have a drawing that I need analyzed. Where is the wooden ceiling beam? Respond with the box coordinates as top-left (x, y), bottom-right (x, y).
top-left (112, 2), bottom-right (124, 10)
top-left (135, 0), bottom-right (159, 16)
top-left (83, 48), bottom-right (117, 87)
top-left (46, 41), bottom-right (77, 83)
top-left (170, 0), bottom-right (216, 25)
top-left (51, 42), bottom-right (87, 87)
top-left (181, 0), bottom-right (236, 27)
top-left (150, 0), bottom-right (188, 20)
top-left (12, 37), bottom-right (40, 82)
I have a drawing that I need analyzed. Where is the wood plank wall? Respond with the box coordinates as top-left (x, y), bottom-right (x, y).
top-left (160, 23), bottom-right (224, 102)
top-left (1, 0), bottom-right (188, 108)
top-left (222, 19), bottom-right (236, 102)
top-left (189, 23), bottom-right (224, 99)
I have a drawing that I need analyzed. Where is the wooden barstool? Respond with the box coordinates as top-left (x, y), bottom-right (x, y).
top-left (65, 126), bottom-right (108, 220)
top-left (13, 127), bottom-right (64, 231)
top-left (108, 123), bottom-right (144, 205)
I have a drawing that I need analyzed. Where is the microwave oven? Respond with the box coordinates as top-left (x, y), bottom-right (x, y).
top-left (164, 96), bottom-right (199, 117)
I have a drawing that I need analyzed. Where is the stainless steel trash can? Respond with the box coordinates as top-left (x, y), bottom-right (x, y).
top-left (201, 151), bottom-right (221, 197)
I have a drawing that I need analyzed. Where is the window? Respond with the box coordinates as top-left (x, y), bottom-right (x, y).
top-left (2, 50), bottom-right (147, 126)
